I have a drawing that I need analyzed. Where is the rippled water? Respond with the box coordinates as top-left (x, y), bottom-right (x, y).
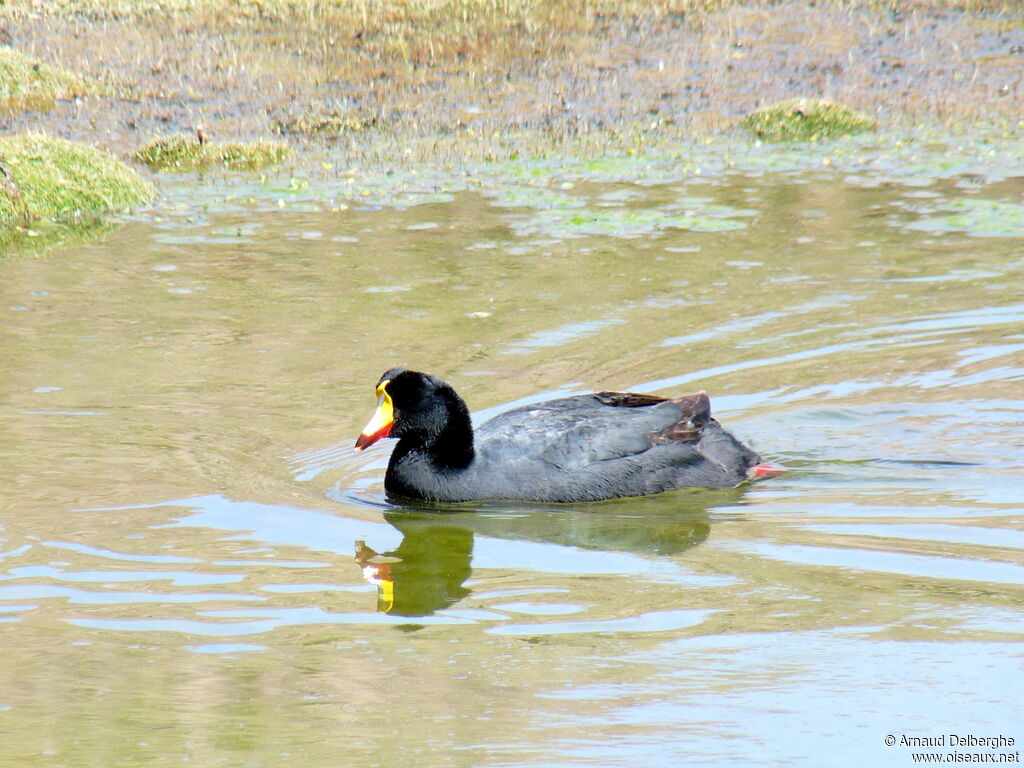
top-left (2, 135), bottom-right (1022, 766)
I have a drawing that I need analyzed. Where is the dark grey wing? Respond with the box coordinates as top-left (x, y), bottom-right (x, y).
top-left (476, 392), bottom-right (707, 472)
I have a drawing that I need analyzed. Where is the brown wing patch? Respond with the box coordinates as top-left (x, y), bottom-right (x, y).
top-left (650, 391), bottom-right (712, 445)
top-left (671, 391), bottom-right (711, 422)
top-left (594, 391), bottom-right (668, 408)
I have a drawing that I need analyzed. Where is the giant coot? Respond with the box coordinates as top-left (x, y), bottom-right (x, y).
top-left (355, 367), bottom-right (773, 503)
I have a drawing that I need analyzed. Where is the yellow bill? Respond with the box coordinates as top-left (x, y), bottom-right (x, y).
top-left (354, 381), bottom-right (394, 450)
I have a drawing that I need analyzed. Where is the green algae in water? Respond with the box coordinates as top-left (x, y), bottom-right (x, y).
top-left (0, 47), bottom-right (91, 113)
top-left (133, 135), bottom-right (292, 172)
top-left (0, 133), bottom-right (154, 224)
top-left (742, 99), bottom-right (877, 142)
top-left (486, 185), bottom-right (584, 210)
top-left (904, 198), bottom-right (1024, 238)
top-left (512, 204), bottom-right (748, 238)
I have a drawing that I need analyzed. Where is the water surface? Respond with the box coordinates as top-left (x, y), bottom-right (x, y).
top-left (1, 135), bottom-right (1022, 766)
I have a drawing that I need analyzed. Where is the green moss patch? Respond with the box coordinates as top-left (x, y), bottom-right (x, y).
top-left (742, 99), bottom-right (877, 142)
top-left (273, 109), bottom-right (381, 139)
top-left (0, 133), bottom-right (154, 225)
top-left (0, 47), bottom-right (91, 113)
top-left (133, 134), bottom-right (292, 172)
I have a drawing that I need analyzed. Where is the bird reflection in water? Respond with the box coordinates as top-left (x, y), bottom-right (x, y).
top-left (355, 522), bottom-right (472, 616)
top-left (352, 488), bottom-right (746, 617)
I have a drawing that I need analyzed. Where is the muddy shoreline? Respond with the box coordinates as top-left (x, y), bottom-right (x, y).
top-left (2, 2), bottom-right (1022, 169)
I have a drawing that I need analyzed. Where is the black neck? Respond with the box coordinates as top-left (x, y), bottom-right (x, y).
top-left (393, 387), bottom-right (475, 471)
top-left (430, 396), bottom-right (475, 470)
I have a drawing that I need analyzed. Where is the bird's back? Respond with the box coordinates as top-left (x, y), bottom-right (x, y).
top-left (450, 391), bottom-right (760, 502)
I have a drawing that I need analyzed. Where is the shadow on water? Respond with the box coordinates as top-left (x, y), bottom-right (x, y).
top-left (353, 488), bottom-right (743, 617)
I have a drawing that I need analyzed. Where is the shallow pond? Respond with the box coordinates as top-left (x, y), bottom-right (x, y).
top-left (1, 134), bottom-right (1023, 766)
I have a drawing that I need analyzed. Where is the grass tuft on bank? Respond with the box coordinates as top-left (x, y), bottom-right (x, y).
top-left (0, 133), bottom-right (153, 257)
top-left (133, 134), bottom-right (292, 172)
top-left (741, 99), bottom-right (877, 142)
top-left (0, 133), bottom-right (154, 224)
top-left (0, 46), bottom-right (92, 113)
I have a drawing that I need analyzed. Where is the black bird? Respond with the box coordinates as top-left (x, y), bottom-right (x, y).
top-left (355, 367), bottom-right (775, 503)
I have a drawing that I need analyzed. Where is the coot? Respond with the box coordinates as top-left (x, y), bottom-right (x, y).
top-left (355, 367), bottom-right (771, 503)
